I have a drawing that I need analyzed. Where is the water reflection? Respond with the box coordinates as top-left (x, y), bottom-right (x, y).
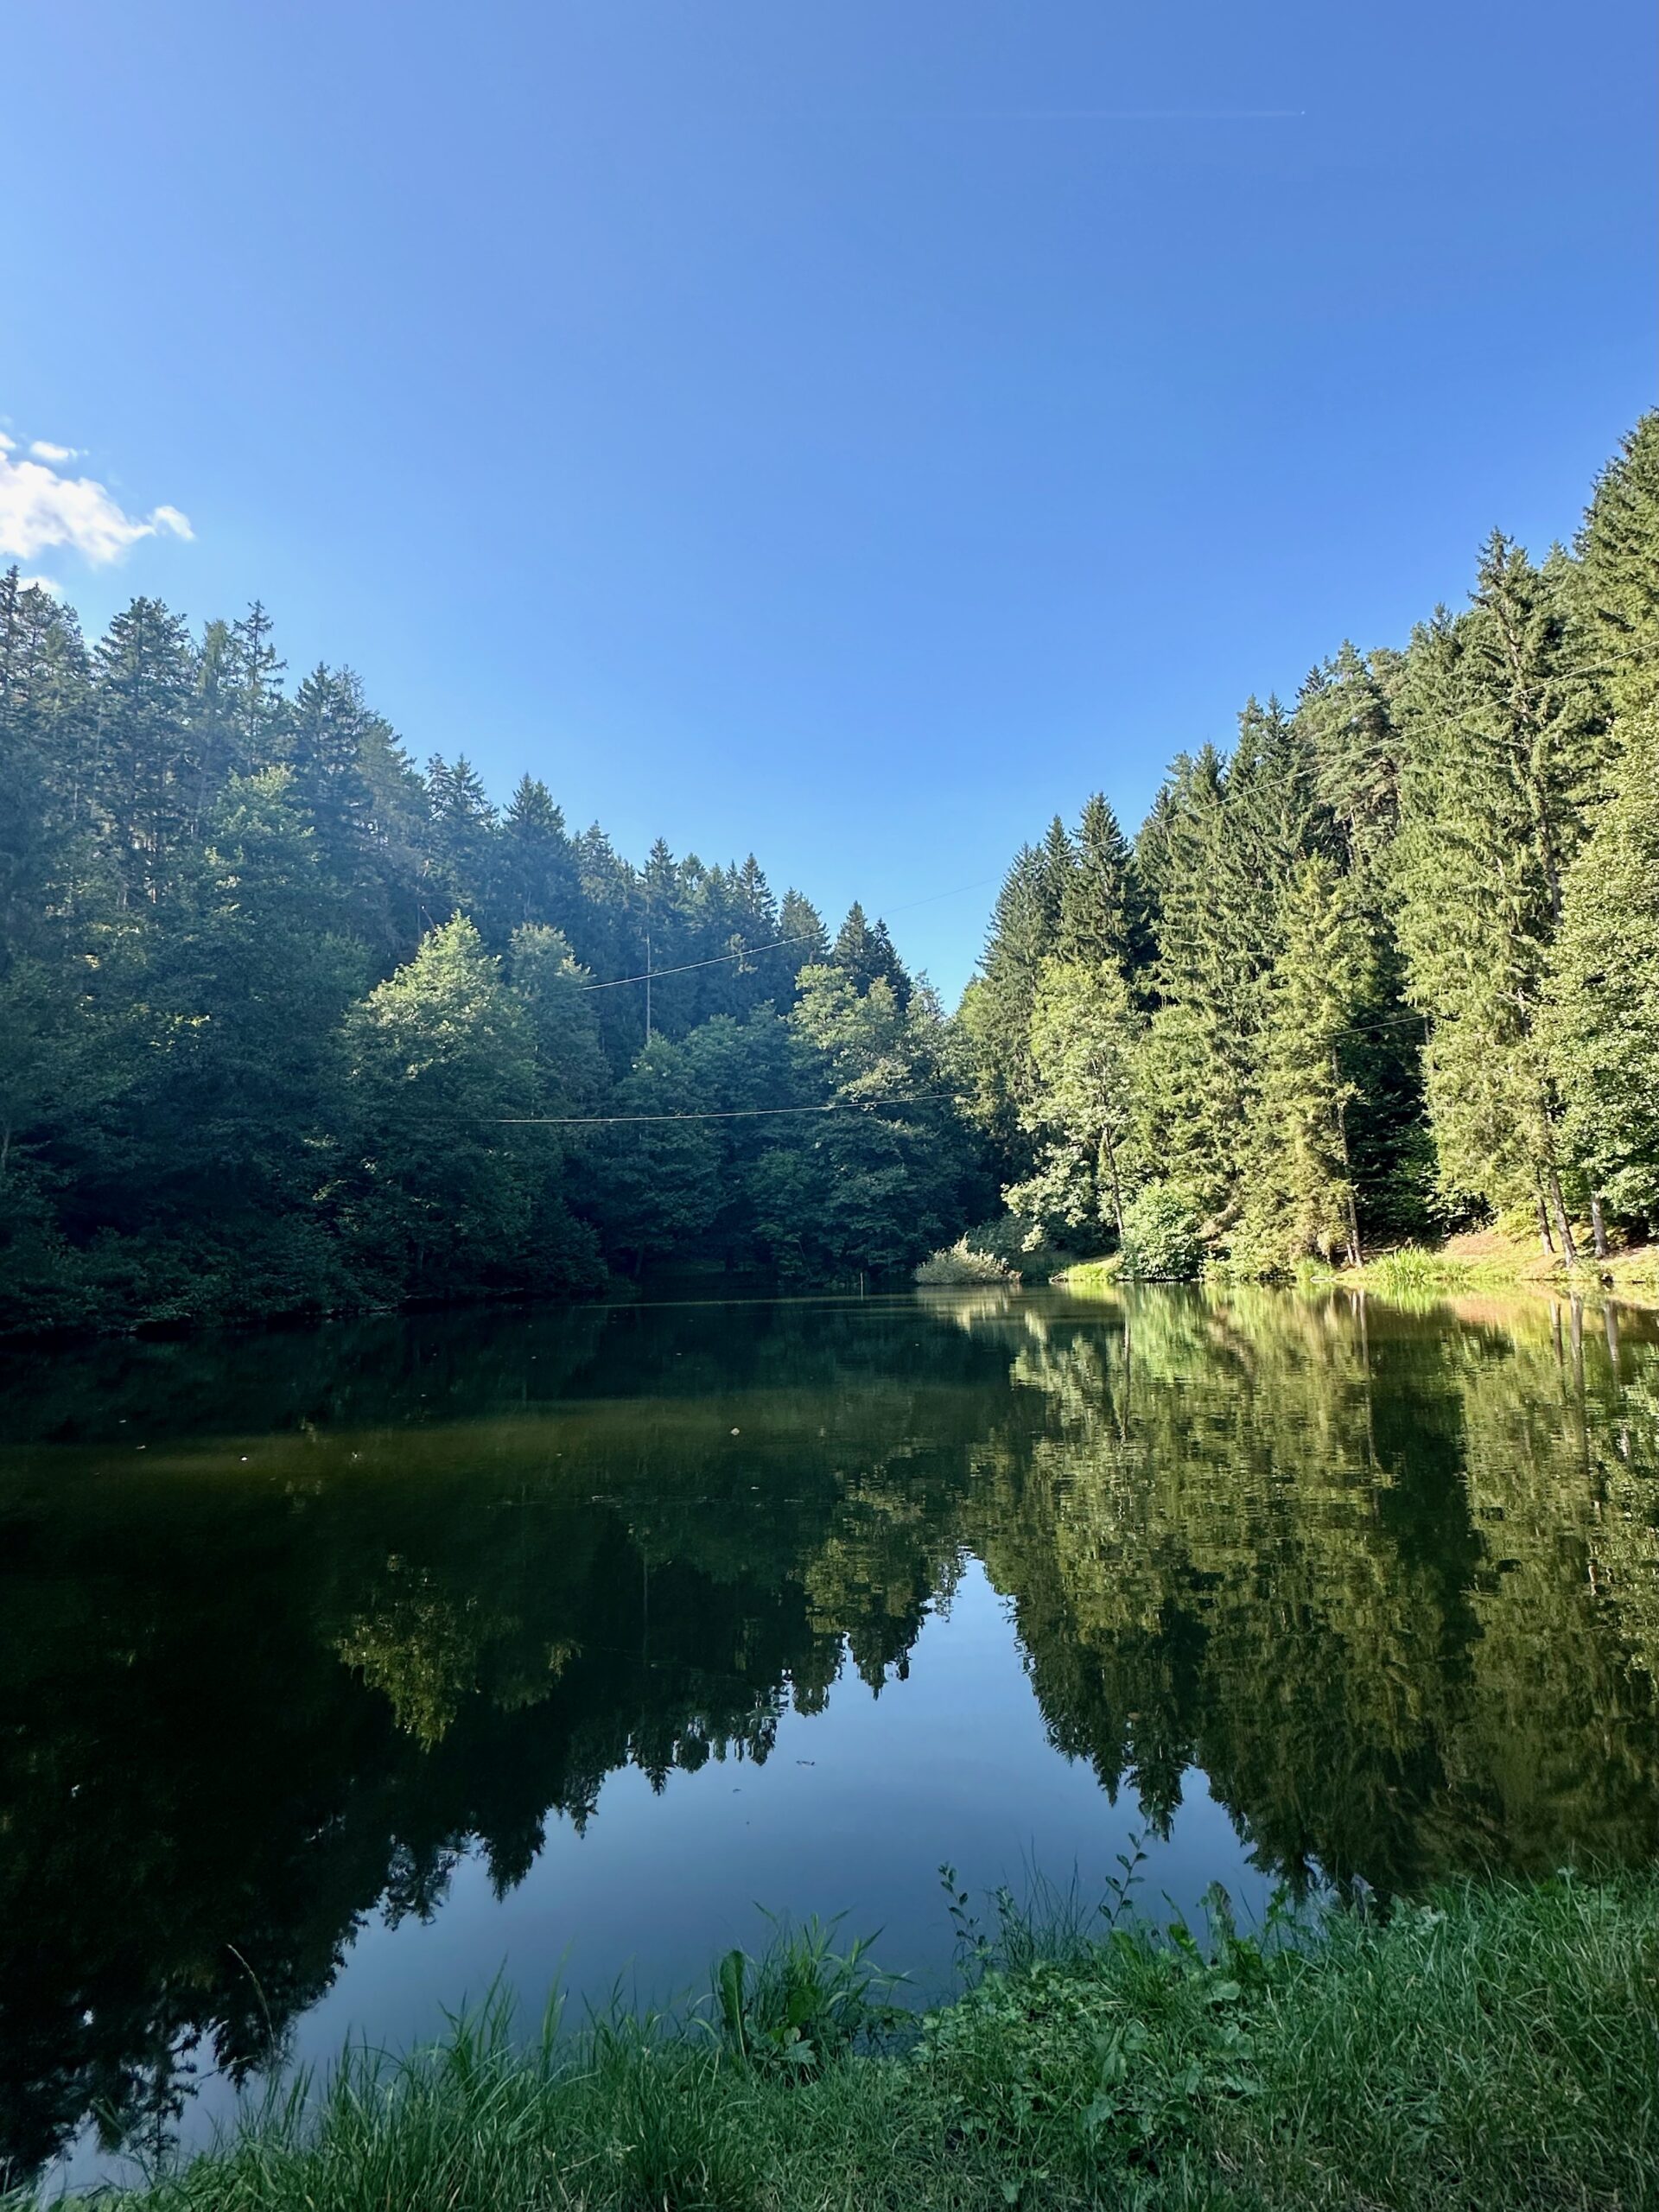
top-left (1, 1287), bottom-right (1656, 2181)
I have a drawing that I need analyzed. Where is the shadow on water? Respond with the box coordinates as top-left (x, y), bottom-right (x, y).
top-left (1, 1284), bottom-right (1656, 2183)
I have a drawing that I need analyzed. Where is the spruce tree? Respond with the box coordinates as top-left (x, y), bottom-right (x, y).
top-left (831, 901), bottom-right (912, 1007)
top-left (1057, 794), bottom-right (1153, 979)
top-left (1295, 642), bottom-right (1406, 869)
top-left (1546, 705), bottom-right (1659, 1230)
top-left (91, 597), bottom-right (198, 902)
top-left (1394, 536), bottom-right (1606, 1245)
top-left (1236, 858), bottom-right (1370, 1268)
top-left (1577, 411), bottom-right (1659, 721)
top-left (779, 887), bottom-right (829, 973)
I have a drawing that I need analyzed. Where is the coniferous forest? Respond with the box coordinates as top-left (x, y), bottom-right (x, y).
top-left (2, 413), bottom-right (1657, 1332)
top-left (965, 412), bottom-right (1659, 1278)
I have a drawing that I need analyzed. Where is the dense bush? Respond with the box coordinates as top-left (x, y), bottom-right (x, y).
top-left (1117, 1184), bottom-right (1204, 1281)
top-left (913, 1236), bottom-right (1017, 1286)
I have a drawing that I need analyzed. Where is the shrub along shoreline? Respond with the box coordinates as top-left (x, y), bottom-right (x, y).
top-left (41, 1872), bottom-right (1659, 2212)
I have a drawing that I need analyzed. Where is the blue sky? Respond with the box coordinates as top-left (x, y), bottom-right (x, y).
top-left (3, 1), bottom-right (1653, 1000)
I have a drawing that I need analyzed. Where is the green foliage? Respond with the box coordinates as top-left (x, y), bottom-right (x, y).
top-left (1116, 1184), bottom-right (1203, 1281)
top-left (0, 573), bottom-right (988, 1329)
top-left (962, 415), bottom-right (1659, 1276)
top-left (913, 1236), bottom-right (1017, 1285)
top-left (1545, 704), bottom-right (1659, 1224)
top-left (708, 1916), bottom-right (903, 2075)
top-left (1232, 858), bottom-right (1370, 1271)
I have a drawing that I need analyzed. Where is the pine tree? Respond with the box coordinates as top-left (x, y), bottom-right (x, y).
top-left (91, 597), bottom-right (198, 902)
top-left (494, 775), bottom-right (578, 936)
top-left (226, 601), bottom-right (286, 768)
top-left (1133, 720), bottom-right (1319, 1234)
top-left (1546, 705), bottom-right (1659, 1230)
top-left (779, 887), bottom-right (829, 974)
top-left (1295, 642), bottom-right (1406, 869)
top-left (1056, 794), bottom-right (1153, 978)
top-left (424, 754), bottom-right (497, 918)
top-left (831, 902), bottom-right (912, 1007)
top-left (963, 842), bottom-right (1065, 1148)
top-left (1577, 411), bottom-right (1659, 721)
top-left (0, 569), bottom-right (89, 946)
top-left (1236, 858), bottom-right (1370, 1268)
top-left (1394, 535), bottom-right (1607, 1247)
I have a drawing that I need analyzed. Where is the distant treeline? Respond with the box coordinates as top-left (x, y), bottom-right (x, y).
top-left (962, 414), bottom-right (1659, 1276)
top-left (0, 589), bottom-right (988, 1331)
top-left (5, 414), bottom-right (1656, 1329)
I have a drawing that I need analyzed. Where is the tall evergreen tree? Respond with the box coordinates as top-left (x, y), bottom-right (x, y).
top-left (779, 887), bottom-right (829, 974)
top-left (90, 597), bottom-right (198, 902)
top-left (1546, 704), bottom-right (1659, 1232)
top-left (1295, 642), bottom-right (1406, 869)
top-left (1394, 535), bottom-right (1607, 1249)
top-left (1235, 858), bottom-right (1371, 1268)
top-left (831, 902), bottom-right (912, 1007)
top-left (1056, 794), bottom-right (1153, 979)
top-left (1577, 411), bottom-right (1659, 721)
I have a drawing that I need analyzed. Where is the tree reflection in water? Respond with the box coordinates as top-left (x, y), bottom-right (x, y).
top-left (1, 1287), bottom-right (1655, 2180)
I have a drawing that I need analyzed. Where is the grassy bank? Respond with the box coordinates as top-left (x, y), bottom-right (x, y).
top-left (43, 1874), bottom-right (1659, 2212)
top-left (1332, 1236), bottom-right (1659, 1306)
top-left (1054, 1235), bottom-right (1659, 1308)
top-left (1051, 1256), bottom-right (1122, 1293)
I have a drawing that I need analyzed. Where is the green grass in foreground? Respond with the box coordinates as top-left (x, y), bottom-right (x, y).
top-left (39, 1872), bottom-right (1659, 2212)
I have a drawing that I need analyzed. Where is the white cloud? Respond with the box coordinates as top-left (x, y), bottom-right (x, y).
top-left (17, 574), bottom-right (64, 598)
top-left (29, 439), bottom-right (78, 462)
top-left (0, 446), bottom-right (193, 565)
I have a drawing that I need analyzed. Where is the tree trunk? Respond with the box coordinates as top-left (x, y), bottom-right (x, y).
top-left (1546, 1167), bottom-right (1579, 1265)
top-left (1331, 1058), bottom-right (1362, 1267)
top-left (1535, 1190), bottom-right (1555, 1256)
top-left (1100, 1127), bottom-right (1126, 1247)
top-left (1590, 1192), bottom-right (1610, 1261)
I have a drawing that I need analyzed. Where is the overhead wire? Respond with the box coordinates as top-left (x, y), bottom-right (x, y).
top-left (577, 872), bottom-right (1001, 993)
top-left (485, 1089), bottom-right (968, 1128)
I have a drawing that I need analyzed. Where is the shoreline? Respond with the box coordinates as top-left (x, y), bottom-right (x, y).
top-left (1054, 1240), bottom-right (1659, 1311)
top-left (37, 1872), bottom-right (1659, 2212)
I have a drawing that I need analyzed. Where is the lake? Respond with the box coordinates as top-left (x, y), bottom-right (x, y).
top-left (3, 1283), bottom-right (1657, 2190)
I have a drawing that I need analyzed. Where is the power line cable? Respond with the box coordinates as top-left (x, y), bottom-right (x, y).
top-left (484, 1088), bottom-right (967, 1128)
top-left (577, 872), bottom-right (1001, 993)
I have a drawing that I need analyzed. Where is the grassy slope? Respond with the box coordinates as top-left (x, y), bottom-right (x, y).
top-left (1055, 1234), bottom-right (1659, 1307)
top-left (50, 1876), bottom-right (1659, 2212)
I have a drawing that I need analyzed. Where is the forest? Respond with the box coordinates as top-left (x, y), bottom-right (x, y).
top-left (0, 586), bottom-right (989, 1331)
top-left (967, 411), bottom-right (1659, 1280)
top-left (2, 412), bottom-right (1656, 1331)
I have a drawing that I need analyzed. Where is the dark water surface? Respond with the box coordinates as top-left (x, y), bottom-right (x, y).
top-left (4, 1284), bottom-right (1658, 2187)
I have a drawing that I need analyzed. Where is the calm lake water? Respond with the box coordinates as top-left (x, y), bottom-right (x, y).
top-left (4, 1283), bottom-right (1658, 2187)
